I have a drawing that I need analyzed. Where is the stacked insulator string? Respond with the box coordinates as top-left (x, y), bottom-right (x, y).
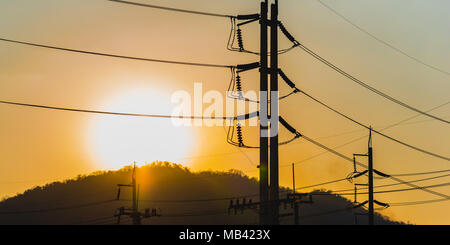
top-left (236, 123), bottom-right (244, 147)
top-left (226, 68), bottom-right (298, 103)
top-left (236, 28), bottom-right (244, 51)
top-left (235, 75), bottom-right (243, 98)
top-left (226, 18), bottom-right (294, 55)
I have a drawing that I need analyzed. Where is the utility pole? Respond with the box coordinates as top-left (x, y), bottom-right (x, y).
top-left (269, 0), bottom-right (279, 225)
top-left (229, 192), bottom-right (312, 225)
top-left (368, 129), bottom-right (374, 226)
top-left (259, 0), bottom-right (269, 226)
top-left (292, 163), bottom-right (299, 225)
top-left (116, 162), bottom-right (141, 225)
top-left (115, 162), bottom-right (160, 225)
top-left (349, 128), bottom-right (390, 225)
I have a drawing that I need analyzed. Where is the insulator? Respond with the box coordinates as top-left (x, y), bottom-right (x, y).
top-left (237, 28), bottom-right (244, 51)
top-left (236, 124), bottom-right (244, 147)
top-left (236, 75), bottom-right (243, 97)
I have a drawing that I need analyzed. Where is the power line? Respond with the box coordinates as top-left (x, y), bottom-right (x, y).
top-left (327, 181), bottom-right (450, 196)
top-left (0, 199), bottom-right (116, 214)
top-left (0, 37), bottom-right (233, 69)
top-left (392, 169), bottom-right (450, 177)
top-left (0, 100), bottom-right (258, 121)
top-left (326, 173), bottom-right (450, 193)
top-left (136, 193), bottom-right (260, 203)
top-left (298, 133), bottom-right (450, 200)
top-left (295, 178), bottom-right (348, 191)
top-left (292, 172), bottom-right (450, 193)
top-left (300, 206), bottom-right (352, 219)
top-left (294, 43), bottom-right (449, 124)
top-left (390, 198), bottom-right (450, 207)
top-left (275, 21), bottom-right (449, 124)
top-left (68, 215), bottom-right (116, 225)
top-left (295, 89), bottom-right (450, 161)
top-left (108, 0), bottom-right (235, 18)
top-left (316, 0), bottom-right (450, 77)
top-left (282, 100), bottom-right (450, 168)
top-left (162, 210), bottom-right (229, 218)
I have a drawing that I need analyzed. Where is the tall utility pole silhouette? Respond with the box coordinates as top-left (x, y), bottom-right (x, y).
top-left (269, 0), bottom-right (280, 225)
top-left (367, 129), bottom-right (374, 225)
top-left (350, 128), bottom-right (390, 225)
top-left (259, 0), bottom-right (269, 226)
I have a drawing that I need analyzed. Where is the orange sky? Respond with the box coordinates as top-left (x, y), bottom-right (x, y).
top-left (0, 0), bottom-right (449, 224)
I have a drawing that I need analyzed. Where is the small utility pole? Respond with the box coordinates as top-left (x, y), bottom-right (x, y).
top-left (269, 0), bottom-right (279, 225)
top-left (116, 162), bottom-right (141, 225)
top-left (115, 162), bottom-right (161, 225)
top-left (292, 163), bottom-right (299, 225)
top-left (259, 0), bottom-right (269, 226)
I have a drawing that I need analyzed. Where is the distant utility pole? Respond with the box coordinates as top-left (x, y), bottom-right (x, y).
top-left (290, 163), bottom-right (313, 225)
top-left (292, 163), bottom-right (298, 224)
top-left (229, 191), bottom-right (312, 225)
top-left (269, 0), bottom-right (280, 226)
top-left (292, 163), bottom-right (299, 225)
top-left (259, 0), bottom-right (269, 226)
top-left (350, 128), bottom-right (390, 225)
top-left (115, 162), bottom-right (160, 225)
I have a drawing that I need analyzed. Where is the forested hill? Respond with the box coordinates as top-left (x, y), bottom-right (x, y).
top-left (0, 162), bottom-right (404, 225)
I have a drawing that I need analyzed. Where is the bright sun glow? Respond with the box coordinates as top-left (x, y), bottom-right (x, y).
top-left (87, 87), bottom-right (193, 170)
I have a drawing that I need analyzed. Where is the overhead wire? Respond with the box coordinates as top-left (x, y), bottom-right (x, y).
top-left (0, 100), bottom-right (258, 121)
top-left (108, 0), bottom-right (235, 18)
top-left (294, 88), bottom-right (450, 161)
top-left (390, 198), bottom-right (450, 207)
top-left (321, 172), bottom-right (450, 193)
top-left (316, 0), bottom-right (450, 77)
top-left (0, 199), bottom-right (116, 214)
top-left (298, 133), bottom-right (450, 199)
top-left (295, 42), bottom-right (449, 124)
top-left (283, 100), bottom-right (450, 168)
top-left (0, 37), bottom-right (233, 69)
top-left (276, 20), bottom-right (449, 124)
top-left (323, 181), bottom-right (450, 196)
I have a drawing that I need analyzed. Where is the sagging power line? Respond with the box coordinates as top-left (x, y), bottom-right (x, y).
top-left (1, 0), bottom-right (449, 226)
top-left (316, 0), bottom-right (450, 77)
top-left (297, 133), bottom-right (450, 200)
top-left (280, 100), bottom-right (450, 170)
top-left (108, 0), bottom-right (235, 18)
top-left (0, 37), bottom-right (233, 69)
top-left (0, 100), bottom-right (258, 121)
top-left (270, 19), bottom-right (449, 124)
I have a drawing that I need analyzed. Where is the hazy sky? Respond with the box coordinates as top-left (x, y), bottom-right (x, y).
top-left (0, 0), bottom-right (449, 224)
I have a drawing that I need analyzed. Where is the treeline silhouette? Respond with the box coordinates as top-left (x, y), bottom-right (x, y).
top-left (0, 162), bottom-right (404, 225)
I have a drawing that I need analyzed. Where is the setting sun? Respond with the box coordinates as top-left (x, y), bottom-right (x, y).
top-left (1, 0), bottom-right (449, 229)
top-left (87, 88), bottom-right (194, 170)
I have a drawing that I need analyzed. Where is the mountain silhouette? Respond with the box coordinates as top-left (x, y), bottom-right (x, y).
top-left (0, 162), bottom-right (404, 225)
